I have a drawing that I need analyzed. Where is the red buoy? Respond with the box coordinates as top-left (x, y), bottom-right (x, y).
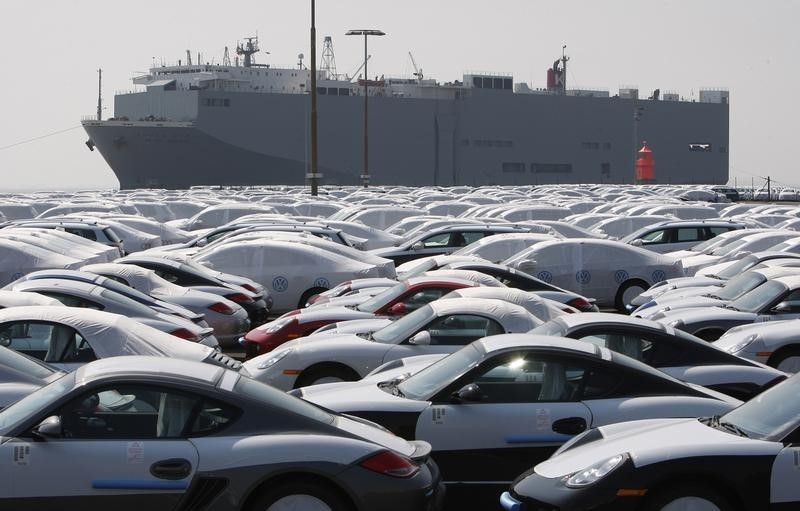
top-left (635, 141), bottom-right (655, 184)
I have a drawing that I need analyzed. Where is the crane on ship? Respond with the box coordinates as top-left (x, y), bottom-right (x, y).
top-left (348, 54), bottom-right (371, 82)
top-left (408, 52), bottom-right (423, 82)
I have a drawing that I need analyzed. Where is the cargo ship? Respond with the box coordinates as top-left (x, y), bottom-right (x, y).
top-left (82, 37), bottom-right (729, 189)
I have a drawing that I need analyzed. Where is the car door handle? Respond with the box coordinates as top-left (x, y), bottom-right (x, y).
top-left (150, 458), bottom-right (192, 480)
top-left (552, 417), bottom-right (587, 436)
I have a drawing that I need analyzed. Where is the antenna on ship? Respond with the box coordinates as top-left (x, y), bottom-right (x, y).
top-left (223, 47), bottom-right (231, 66)
top-left (96, 69), bottom-right (102, 121)
top-left (236, 37), bottom-right (260, 68)
top-left (186, 50), bottom-right (192, 66)
top-left (408, 52), bottom-right (423, 82)
top-left (320, 36), bottom-right (338, 80)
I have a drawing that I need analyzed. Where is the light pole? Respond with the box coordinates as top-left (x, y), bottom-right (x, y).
top-left (346, 29), bottom-right (385, 188)
top-left (308, 0), bottom-right (320, 196)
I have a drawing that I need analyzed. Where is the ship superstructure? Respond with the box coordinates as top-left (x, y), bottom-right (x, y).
top-left (82, 36), bottom-right (729, 189)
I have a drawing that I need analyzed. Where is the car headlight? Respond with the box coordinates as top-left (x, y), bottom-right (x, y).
top-left (257, 348), bottom-right (294, 370)
top-left (261, 317), bottom-right (296, 333)
top-left (638, 299), bottom-right (657, 311)
top-left (565, 453), bottom-right (627, 488)
top-left (726, 333), bottom-right (759, 354)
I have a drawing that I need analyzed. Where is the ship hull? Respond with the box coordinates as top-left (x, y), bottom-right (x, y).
top-left (83, 89), bottom-right (729, 189)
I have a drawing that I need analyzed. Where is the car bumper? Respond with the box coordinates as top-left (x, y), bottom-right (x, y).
top-left (341, 457), bottom-right (445, 511)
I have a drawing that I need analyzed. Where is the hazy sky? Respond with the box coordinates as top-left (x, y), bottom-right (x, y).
top-left (1, 0), bottom-right (798, 190)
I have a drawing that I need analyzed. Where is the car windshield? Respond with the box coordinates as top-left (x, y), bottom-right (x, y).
top-left (715, 272), bottom-right (766, 301)
top-left (0, 347), bottom-right (59, 380)
top-left (372, 305), bottom-right (434, 344)
top-left (234, 375), bottom-right (334, 425)
top-left (730, 280), bottom-right (788, 313)
top-left (397, 343), bottom-right (484, 400)
top-left (357, 283), bottom-right (408, 313)
top-left (398, 259), bottom-right (439, 281)
top-left (0, 372), bottom-right (74, 433)
top-left (715, 255), bottom-right (759, 279)
top-left (711, 239), bottom-right (747, 256)
top-left (692, 236), bottom-right (727, 254)
top-left (720, 375), bottom-right (800, 440)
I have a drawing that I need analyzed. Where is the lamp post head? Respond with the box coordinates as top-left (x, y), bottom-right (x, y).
top-left (346, 29), bottom-right (386, 36)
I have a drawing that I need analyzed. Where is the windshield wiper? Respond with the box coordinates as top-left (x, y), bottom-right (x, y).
top-left (718, 420), bottom-right (749, 437)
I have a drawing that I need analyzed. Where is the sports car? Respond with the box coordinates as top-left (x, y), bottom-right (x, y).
top-left (243, 298), bottom-right (543, 390)
top-left (530, 312), bottom-right (786, 399)
top-left (0, 356), bottom-right (443, 510)
top-left (715, 319), bottom-right (800, 372)
top-left (242, 276), bottom-right (480, 357)
top-left (654, 275), bottom-right (800, 341)
top-left (296, 334), bottom-right (739, 495)
top-left (502, 372), bottom-right (800, 511)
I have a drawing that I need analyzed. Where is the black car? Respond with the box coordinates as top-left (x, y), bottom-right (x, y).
top-left (502, 373), bottom-right (800, 511)
top-left (370, 225), bottom-right (538, 265)
top-left (119, 255), bottom-right (270, 326)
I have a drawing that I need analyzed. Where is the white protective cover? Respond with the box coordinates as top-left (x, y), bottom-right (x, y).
top-left (0, 306), bottom-right (211, 360)
top-left (0, 290), bottom-right (64, 308)
top-left (422, 269), bottom-right (505, 287)
top-left (441, 287), bottom-right (565, 322)
top-left (0, 239), bottom-right (84, 287)
top-left (453, 233), bottom-right (558, 263)
top-left (194, 239), bottom-right (381, 312)
top-left (427, 298), bottom-right (543, 333)
top-left (81, 263), bottom-right (192, 298)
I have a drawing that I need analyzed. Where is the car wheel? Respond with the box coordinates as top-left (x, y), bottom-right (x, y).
top-left (614, 279), bottom-right (649, 313)
top-left (644, 484), bottom-right (733, 511)
top-left (295, 364), bottom-right (360, 388)
top-left (768, 346), bottom-right (800, 373)
top-left (249, 480), bottom-right (351, 511)
top-left (299, 287), bottom-right (328, 309)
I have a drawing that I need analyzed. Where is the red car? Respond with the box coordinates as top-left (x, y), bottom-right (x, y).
top-left (241, 277), bottom-right (480, 357)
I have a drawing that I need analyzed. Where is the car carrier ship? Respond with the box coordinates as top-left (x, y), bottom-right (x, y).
top-left (82, 37), bottom-right (729, 189)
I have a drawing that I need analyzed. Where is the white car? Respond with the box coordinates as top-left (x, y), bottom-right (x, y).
top-left (681, 230), bottom-right (800, 275)
top-left (504, 239), bottom-right (684, 311)
top-left (450, 233), bottom-right (559, 263)
top-left (715, 320), bottom-right (800, 372)
top-left (81, 263), bottom-right (250, 347)
top-left (296, 334), bottom-right (740, 491)
top-left (193, 239), bottom-right (386, 313)
top-left (244, 298), bottom-right (543, 390)
top-left (440, 287), bottom-right (571, 321)
top-left (0, 306), bottom-right (239, 372)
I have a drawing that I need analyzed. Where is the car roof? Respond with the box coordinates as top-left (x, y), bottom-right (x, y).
top-left (75, 356), bottom-right (223, 387)
top-left (478, 333), bottom-right (601, 357)
top-left (552, 312), bottom-right (671, 333)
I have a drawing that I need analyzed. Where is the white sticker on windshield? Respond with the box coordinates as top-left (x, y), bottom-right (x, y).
top-left (432, 406), bottom-right (446, 425)
top-left (13, 444), bottom-right (30, 466)
top-left (535, 408), bottom-right (551, 431)
top-left (127, 441), bottom-right (144, 464)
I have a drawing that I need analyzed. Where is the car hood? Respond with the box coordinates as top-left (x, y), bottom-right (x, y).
top-left (300, 379), bottom-right (430, 414)
top-left (533, 418), bottom-right (780, 479)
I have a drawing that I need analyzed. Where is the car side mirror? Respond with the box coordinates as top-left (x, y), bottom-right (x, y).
top-left (411, 241), bottom-right (425, 251)
top-left (451, 383), bottom-right (485, 403)
top-left (198, 260), bottom-right (212, 268)
top-left (517, 259), bottom-right (537, 272)
top-left (196, 238), bottom-right (208, 247)
top-left (409, 331), bottom-right (431, 345)
top-left (0, 332), bottom-right (10, 347)
top-left (387, 303), bottom-right (407, 316)
top-left (32, 416), bottom-right (62, 441)
top-left (630, 239), bottom-right (644, 247)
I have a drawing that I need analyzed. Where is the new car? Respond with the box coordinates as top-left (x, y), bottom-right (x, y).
top-left (0, 356), bottom-right (444, 510)
top-left (242, 277), bottom-right (480, 357)
top-left (296, 334), bottom-right (739, 496)
top-left (243, 298), bottom-right (543, 390)
top-left (530, 313), bottom-right (786, 399)
top-left (715, 319), bottom-right (800, 372)
top-left (502, 372), bottom-right (800, 511)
